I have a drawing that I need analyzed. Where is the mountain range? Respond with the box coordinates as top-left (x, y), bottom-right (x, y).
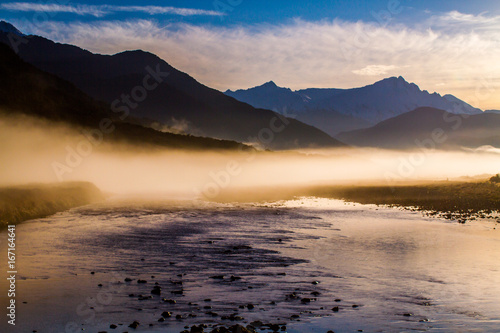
top-left (225, 78), bottom-right (483, 136)
top-left (0, 42), bottom-right (254, 150)
top-left (0, 22), bottom-right (343, 150)
top-left (1, 21), bottom-right (499, 152)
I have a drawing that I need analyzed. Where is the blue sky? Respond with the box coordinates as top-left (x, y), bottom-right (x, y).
top-left (1, 1), bottom-right (500, 109)
top-left (2, 0), bottom-right (499, 28)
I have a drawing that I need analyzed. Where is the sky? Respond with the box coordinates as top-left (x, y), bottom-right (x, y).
top-left (1, 0), bottom-right (500, 110)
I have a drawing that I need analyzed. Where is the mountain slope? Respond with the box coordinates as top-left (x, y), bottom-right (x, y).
top-left (226, 81), bottom-right (371, 136)
top-left (0, 23), bottom-right (344, 150)
top-left (226, 77), bottom-right (483, 136)
top-left (0, 42), bottom-right (252, 150)
top-left (337, 107), bottom-right (500, 149)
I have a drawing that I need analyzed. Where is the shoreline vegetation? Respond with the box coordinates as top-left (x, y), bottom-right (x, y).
top-left (215, 177), bottom-right (500, 223)
top-left (0, 181), bottom-right (104, 228)
top-left (2, 176), bottom-right (499, 229)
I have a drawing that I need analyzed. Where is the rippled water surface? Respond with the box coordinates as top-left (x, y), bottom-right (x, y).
top-left (1, 196), bottom-right (499, 332)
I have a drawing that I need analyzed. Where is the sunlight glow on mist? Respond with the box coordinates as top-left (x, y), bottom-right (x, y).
top-left (1, 114), bottom-right (499, 195)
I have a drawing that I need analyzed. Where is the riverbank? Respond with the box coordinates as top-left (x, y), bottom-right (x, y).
top-left (214, 179), bottom-right (500, 223)
top-left (308, 180), bottom-right (500, 223)
top-left (0, 182), bottom-right (104, 228)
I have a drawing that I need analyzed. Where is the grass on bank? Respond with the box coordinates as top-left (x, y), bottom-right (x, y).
top-left (214, 178), bottom-right (500, 223)
top-left (308, 180), bottom-right (500, 222)
top-left (0, 182), bottom-right (104, 228)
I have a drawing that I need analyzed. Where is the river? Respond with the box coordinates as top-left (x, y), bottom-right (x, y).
top-left (1, 196), bottom-right (499, 332)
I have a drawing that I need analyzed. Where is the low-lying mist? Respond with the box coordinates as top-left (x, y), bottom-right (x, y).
top-left (1, 113), bottom-right (499, 198)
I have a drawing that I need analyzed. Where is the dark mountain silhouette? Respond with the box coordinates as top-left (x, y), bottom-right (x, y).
top-left (337, 107), bottom-right (500, 149)
top-left (0, 21), bottom-right (23, 36)
top-left (226, 77), bottom-right (482, 136)
top-left (0, 22), bottom-right (343, 150)
top-left (225, 81), bottom-right (371, 136)
top-left (0, 42), bottom-right (253, 150)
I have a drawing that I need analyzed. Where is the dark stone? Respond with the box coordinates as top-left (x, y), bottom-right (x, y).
top-left (128, 321), bottom-right (140, 329)
top-left (247, 303), bottom-right (254, 310)
top-left (162, 298), bottom-right (176, 304)
top-left (352, 304), bottom-right (359, 308)
top-left (176, 314), bottom-right (183, 320)
top-left (332, 306), bottom-right (339, 312)
top-left (110, 324), bottom-right (118, 329)
top-left (124, 278), bottom-right (132, 282)
top-left (190, 325), bottom-right (204, 333)
top-left (232, 245), bottom-right (252, 250)
top-left (210, 275), bottom-right (225, 279)
top-left (301, 298), bottom-right (311, 304)
top-left (137, 279), bottom-right (147, 284)
top-left (158, 317), bottom-right (165, 322)
top-left (311, 291), bottom-right (320, 296)
top-left (269, 324), bottom-right (280, 331)
top-left (249, 320), bottom-right (263, 327)
top-left (161, 311), bottom-right (172, 318)
top-left (138, 295), bottom-right (152, 300)
top-left (230, 324), bottom-right (252, 333)
top-left (334, 299), bottom-right (342, 302)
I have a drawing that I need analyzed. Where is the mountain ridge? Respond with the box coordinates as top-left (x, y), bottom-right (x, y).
top-left (225, 77), bottom-right (483, 136)
top-left (0, 42), bottom-right (255, 151)
top-left (337, 107), bottom-right (500, 149)
top-left (0, 22), bottom-right (344, 150)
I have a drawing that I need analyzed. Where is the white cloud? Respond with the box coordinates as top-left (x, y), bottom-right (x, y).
top-left (425, 10), bottom-right (500, 34)
top-left (109, 6), bottom-right (223, 17)
top-left (8, 11), bottom-right (500, 110)
top-left (0, 2), bottom-right (223, 17)
top-left (0, 3), bottom-right (107, 17)
top-left (352, 65), bottom-right (398, 76)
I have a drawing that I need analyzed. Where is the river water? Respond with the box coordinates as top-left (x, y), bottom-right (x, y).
top-left (1, 196), bottom-right (499, 332)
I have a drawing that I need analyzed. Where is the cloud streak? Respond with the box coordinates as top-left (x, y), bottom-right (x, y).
top-left (0, 2), bottom-right (224, 17)
top-left (353, 65), bottom-right (398, 76)
top-left (8, 11), bottom-right (500, 109)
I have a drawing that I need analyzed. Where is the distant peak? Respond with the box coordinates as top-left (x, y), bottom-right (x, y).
top-left (260, 81), bottom-right (278, 88)
top-left (373, 76), bottom-right (411, 89)
top-left (0, 21), bottom-right (24, 36)
top-left (385, 76), bottom-right (407, 83)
